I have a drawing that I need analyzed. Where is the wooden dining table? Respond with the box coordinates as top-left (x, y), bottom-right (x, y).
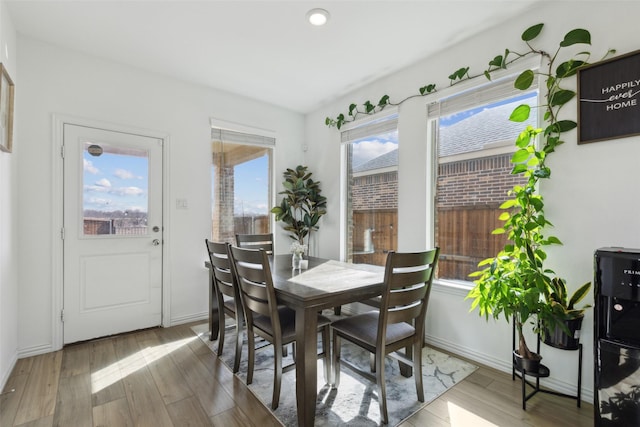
top-left (206, 253), bottom-right (385, 426)
top-left (269, 254), bottom-right (384, 426)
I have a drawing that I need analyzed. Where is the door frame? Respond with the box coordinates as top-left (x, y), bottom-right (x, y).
top-left (51, 114), bottom-right (171, 350)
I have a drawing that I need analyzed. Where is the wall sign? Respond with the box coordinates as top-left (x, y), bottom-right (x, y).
top-left (578, 49), bottom-right (640, 144)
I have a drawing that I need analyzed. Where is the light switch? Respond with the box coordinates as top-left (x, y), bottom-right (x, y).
top-left (176, 198), bottom-right (188, 209)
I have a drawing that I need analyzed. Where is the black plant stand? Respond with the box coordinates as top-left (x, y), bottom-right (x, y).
top-left (512, 322), bottom-right (583, 410)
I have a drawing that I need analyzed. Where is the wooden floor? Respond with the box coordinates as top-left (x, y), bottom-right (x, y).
top-left (0, 321), bottom-right (594, 427)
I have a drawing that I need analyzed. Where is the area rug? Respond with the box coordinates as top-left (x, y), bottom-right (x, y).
top-left (191, 320), bottom-right (476, 426)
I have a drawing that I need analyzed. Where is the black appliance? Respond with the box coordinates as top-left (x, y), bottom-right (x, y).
top-left (595, 247), bottom-right (640, 426)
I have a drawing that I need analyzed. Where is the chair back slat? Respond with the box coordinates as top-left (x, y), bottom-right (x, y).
top-left (387, 300), bottom-right (423, 325)
top-left (388, 268), bottom-right (431, 289)
top-left (388, 284), bottom-right (428, 310)
top-left (236, 233), bottom-right (274, 253)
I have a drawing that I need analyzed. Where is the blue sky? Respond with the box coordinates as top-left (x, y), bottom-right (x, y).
top-left (233, 155), bottom-right (269, 216)
top-left (83, 146), bottom-right (148, 214)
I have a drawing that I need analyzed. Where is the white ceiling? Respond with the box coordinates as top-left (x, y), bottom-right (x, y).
top-left (6, 0), bottom-right (542, 113)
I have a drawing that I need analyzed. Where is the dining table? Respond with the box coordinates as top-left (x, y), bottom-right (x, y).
top-left (270, 254), bottom-right (384, 426)
top-left (205, 253), bottom-right (385, 426)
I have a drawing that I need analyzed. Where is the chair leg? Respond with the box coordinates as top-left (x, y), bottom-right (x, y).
top-left (272, 340), bottom-right (283, 410)
top-left (332, 332), bottom-right (341, 388)
top-left (233, 319), bottom-right (242, 374)
top-left (370, 353), bottom-right (376, 373)
top-left (414, 341), bottom-right (424, 402)
top-left (376, 348), bottom-right (388, 425)
top-left (217, 311), bottom-right (226, 356)
top-left (246, 330), bottom-right (255, 385)
top-left (399, 345), bottom-right (413, 377)
top-left (321, 326), bottom-right (330, 384)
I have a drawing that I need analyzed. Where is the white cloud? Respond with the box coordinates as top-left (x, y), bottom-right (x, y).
top-left (114, 168), bottom-right (138, 180)
top-left (84, 159), bottom-right (99, 174)
top-left (234, 199), bottom-right (268, 216)
top-left (86, 197), bottom-right (112, 206)
top-left (85, 185), bottom-right (109, 193)
top-left (352, 140), bottom-right (397, 167)
top-left (95, 178), bottom-right (111, 188)
top-left (116, 186), bottom-right (144, 196)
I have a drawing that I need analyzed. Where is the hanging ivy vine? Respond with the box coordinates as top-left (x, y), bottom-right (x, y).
top-left (324, 23), bottom-right (614, 130)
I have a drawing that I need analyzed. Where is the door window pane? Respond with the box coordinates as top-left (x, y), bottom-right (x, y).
top-left (82, 142), bottom-right (149, 236)
top-left (211, 140), bottom-right (272, 243)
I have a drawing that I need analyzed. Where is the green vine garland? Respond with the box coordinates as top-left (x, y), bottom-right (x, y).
top-left (325, 23), bottom-right (614, 130)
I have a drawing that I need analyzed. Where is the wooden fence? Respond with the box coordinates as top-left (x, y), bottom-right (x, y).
top-left (436, 205), bottom-right (507, 281)
top-left (350, 206), bottom-right (507, 281)
top-left (351, 209), bottom-right (397, 266)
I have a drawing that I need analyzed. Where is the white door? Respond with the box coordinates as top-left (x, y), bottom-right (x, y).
top-left (63, 124), bottom-right (163, 344)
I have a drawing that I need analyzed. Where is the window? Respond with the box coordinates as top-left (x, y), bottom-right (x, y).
top-left (341, 114), bottom-right (398, 266)
top-left (83, 143), bottom-right (149, 236)
top-left (210, 128), bottom-right (274, 244)
top-left (429, 77), bottom-right (538, 284)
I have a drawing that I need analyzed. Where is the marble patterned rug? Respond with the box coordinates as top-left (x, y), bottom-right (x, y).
top-left (192, 320), bottom-right (476, 426)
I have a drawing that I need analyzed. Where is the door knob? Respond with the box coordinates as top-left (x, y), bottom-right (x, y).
top-left (152, 239), bottom-right (161, 246)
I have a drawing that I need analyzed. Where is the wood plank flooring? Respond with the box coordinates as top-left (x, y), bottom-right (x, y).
top-left (0, 321), bottom-right (594, 426)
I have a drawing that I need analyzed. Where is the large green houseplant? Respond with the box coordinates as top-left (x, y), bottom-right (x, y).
top-left (271, 165), bottom-right (327, 249)
top-left (467, 24), bottom-right (603, 365)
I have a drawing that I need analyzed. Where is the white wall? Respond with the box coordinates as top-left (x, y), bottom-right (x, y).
top-left (0, 0), bottom-right (17, 390)
top-left (15, 37), bottom-right (304, 356)
top-left (306, 1), bottom-right (640, 402)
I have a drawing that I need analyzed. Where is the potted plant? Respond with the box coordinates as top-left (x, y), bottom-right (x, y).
top-left (467, 129), bottom-right (555, 371)
top-left (540, 278), bottom-right (591, 349)
top-left (467, 24), bottom-right (597, 372)
top-left (271, 165), bottom-right (327, 250)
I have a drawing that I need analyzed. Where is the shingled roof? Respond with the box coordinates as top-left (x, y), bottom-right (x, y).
top-left (439, 97), bottom-right (538, 157)
top-left (353, 148), bottom-right (398, 173)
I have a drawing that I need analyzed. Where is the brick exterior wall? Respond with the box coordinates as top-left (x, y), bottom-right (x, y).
top-left (437, 153), bottom-right (526, 208)
top-left (212, 160), bottom-right (236, 243)
top-left (352, 171), bottom-right (398, 210)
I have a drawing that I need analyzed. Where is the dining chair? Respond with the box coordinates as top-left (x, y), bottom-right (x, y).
top-left (235, 233), bottom-right (274, 253)
top-left (330, 248), bottom-right (440, 424)
top-left (205, 239), bottom-right (244, 373)
top-left (228, 245), bottom-right (331, 410)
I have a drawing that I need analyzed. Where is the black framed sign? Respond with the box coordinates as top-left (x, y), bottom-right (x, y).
top-left (577, 49), bottom-right (640, 144)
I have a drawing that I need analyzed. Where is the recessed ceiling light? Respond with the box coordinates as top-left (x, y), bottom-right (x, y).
top-left (306, 8), bottom-right (330, 26)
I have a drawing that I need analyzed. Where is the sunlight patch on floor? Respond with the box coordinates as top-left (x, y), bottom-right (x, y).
top-left (91, 336), bottom-right (196, 393)
top-left (448, 401), bottom-right (499, 426)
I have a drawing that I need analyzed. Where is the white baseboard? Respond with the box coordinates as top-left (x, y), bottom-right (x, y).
top-left (1, 351), bottom-right (18, 392)
top-left (170, 312), bottom-right (208, 326)
top-left (425, 333), bottom-right (593, 403)
top-left (18, 343), bottom-right (54, 359)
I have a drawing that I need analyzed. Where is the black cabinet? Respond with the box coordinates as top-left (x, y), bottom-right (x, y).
top-left (595, 248), bottom-right (640, 426)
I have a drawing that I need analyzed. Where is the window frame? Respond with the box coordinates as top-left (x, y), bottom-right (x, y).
top-left (339, 109), bottom-right (399, 263)
top-left (210, 123), bottom-right (275, 245)
top-left (425, 62), bottom-right (542, 289)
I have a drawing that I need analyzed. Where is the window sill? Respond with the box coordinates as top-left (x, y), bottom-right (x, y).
top-left (432, 279), bottom-right (473, 297)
